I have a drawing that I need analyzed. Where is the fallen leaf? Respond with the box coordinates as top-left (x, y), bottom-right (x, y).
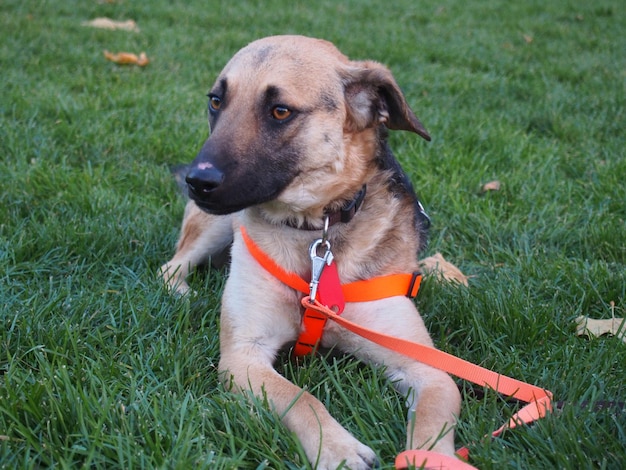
top-left (523, 34), bottom-right (533, 44)
top-left (82, 17), bottom-right (139, 32)
top-left (481, 180), bottom-right (501, 192)
top-left (419, 253), bottom-right (469, 286)
top-left (103, 50), bottom-right (149, 67)
top-left (575, 315), bottom-right (626, 343)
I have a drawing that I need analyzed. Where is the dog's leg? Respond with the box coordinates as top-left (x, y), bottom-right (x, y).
top-left (160, 201), bottom-right (233, 294)
top-left (218, 258), bottom-right (378, 470)
top-left (219, 341), bottom-right (378, 469)
top-left (333, 297), bottom-right (461, 456)
top-left (391, 363), bottom-right (460, 455)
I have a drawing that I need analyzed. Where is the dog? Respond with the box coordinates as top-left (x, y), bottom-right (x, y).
top-left (160, 35), bottom-right (460, 469)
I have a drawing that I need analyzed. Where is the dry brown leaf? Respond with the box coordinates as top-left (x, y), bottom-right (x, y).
top-left (82, 17), bottom-right (139, 32)
top-left (419, 253), bottom-right (469, 286)
top-left (481, 180), bottom-right (501, 192)
top-left (103, 50), bottom-right (149, 67)
top-left (523, 34), bottom-right (533, 44)
top-left (575, 315), bottom-right (626, 343)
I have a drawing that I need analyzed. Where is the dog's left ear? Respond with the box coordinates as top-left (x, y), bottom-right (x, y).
top-left (342, 61), bottom-right (431, 141)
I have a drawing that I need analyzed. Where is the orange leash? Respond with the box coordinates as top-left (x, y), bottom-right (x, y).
top-left (301, 297), bottom-right (553, 469)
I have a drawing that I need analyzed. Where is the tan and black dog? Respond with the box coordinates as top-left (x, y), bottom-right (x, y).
top-left (161, 35), bottom-right (460, 469)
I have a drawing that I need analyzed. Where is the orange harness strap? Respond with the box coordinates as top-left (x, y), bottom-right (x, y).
top-left (240, 226), bottom-right (310, 294)
top-left (240, 226), bottom-right (421, 301)
top-left (240, 226), bottom-right (422, 355)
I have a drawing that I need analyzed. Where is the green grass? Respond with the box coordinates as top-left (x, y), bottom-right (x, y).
top-left (1, 0), bottom-right (624, 468)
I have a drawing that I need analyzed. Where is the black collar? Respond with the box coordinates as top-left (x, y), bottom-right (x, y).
top-left (327, 185), bottom-right (367, 226)
top-left (286, 185), bottom-right (367, 231)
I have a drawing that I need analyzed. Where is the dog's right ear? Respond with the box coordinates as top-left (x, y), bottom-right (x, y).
top-left (341, 61), bottom-right (431, 141)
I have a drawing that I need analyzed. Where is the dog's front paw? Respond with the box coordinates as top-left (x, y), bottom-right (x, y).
top-left (312, 436), bottom-right (378, 470)
top-left (159, 262), bottom-right (192, 296)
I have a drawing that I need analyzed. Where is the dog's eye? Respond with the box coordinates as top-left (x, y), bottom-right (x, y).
top-left (271, 106), bottom-right (292, 121)
top-left (208, 95), bottom-right (222, 112)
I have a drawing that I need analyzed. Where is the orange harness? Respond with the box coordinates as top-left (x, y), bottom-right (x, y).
top-left (240, 226), bottom-right (422, 355)
top-left (240, 226), bottom-right (552, 469)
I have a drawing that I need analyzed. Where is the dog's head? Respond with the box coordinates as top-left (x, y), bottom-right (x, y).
top-left (186, 35), bottom-right (430, 218)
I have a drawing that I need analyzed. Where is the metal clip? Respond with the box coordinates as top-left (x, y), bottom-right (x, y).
top-left (309, 238), bottom-right (333, 303)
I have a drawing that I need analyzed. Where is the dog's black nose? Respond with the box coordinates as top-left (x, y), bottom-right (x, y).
top-left (186, 166), bottom-right (224, 195)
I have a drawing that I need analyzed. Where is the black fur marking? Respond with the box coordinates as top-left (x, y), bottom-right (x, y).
top-left (319, 91), bottom-right (339, 112)
top-left (264, 85), bottom-right (281, 103)
top-left (375, 130), bottom-right (430, 252)
top-left (249, 45), bottom-right (274, 68)
top-left (186, 126), bottom-right (303, 215)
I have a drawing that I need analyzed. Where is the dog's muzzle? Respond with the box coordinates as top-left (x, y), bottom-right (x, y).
top-left (186, 166), bottom-right (224, 200)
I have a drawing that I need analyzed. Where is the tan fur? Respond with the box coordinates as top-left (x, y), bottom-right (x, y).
top-left (161, 36), bottom-right (460, 469)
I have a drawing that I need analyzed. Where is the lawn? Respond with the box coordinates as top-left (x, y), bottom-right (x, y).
top-left (1, 0), bottom-right (624, 468)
